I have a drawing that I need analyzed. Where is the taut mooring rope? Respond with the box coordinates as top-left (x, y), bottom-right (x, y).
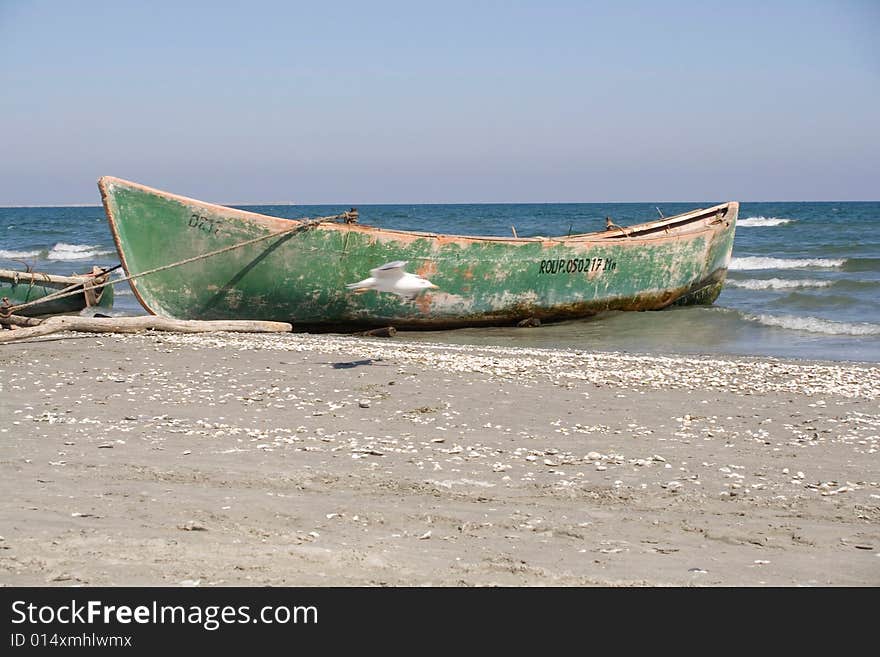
top-left (0, 210), bottom-right (355, 317)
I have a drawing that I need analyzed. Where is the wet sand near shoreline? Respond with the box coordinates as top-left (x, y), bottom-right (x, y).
top-left (1, 332), bottom-right (878, 586)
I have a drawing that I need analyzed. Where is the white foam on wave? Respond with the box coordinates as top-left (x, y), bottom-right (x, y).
top-left (726, 278), bottom-right (832, 290)
top-left (746, 313), bottom-right (880, 336)
top-left (729, 256), bottom-right (845, 271)
top-left (738, 216), bottom-right (794, 227)
top-left (0, 248), bottom-right (41, 259)
top-left (47, 242), bottom-right (112, 261)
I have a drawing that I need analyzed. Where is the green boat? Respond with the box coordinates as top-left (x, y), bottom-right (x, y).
top-left (0, 267), bottom-right (114, 317)
top-left (99, 176), bottom-right (737, 329)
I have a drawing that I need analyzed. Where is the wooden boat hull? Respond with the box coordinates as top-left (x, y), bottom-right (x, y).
top-left (99, 176), bottom-right (737, 329)
top-left (0, 269), bottom-right (114, 317)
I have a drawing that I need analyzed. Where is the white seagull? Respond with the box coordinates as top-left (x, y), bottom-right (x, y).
top-left (346, 260), bottom-right (438, 301)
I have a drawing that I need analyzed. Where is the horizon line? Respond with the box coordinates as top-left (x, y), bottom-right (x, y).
top-left (1, 199), bottom-right (879, 209)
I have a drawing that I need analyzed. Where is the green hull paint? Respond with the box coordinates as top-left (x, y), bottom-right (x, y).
top-left (0, 269), bottom-right (114, 317)
top-left (100, 177), bottom-right (737, 329)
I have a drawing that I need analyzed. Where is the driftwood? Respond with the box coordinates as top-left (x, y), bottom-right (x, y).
top-left (0, 314), bottom-right (43, 328)
top-left (0, 315), bottom-right (292, 343)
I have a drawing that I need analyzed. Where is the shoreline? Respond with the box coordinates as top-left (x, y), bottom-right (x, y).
top-left (1, 332), bottom-right (878, 586)
top-left (392, 330), bottom-right (880, 369)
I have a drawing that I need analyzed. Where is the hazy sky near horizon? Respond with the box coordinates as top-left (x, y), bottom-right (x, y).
top-left (1, 0), bottom-right (878, 204)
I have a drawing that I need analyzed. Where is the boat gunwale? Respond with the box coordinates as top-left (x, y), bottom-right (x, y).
top-left (98, 176), bottom-right (737, 244)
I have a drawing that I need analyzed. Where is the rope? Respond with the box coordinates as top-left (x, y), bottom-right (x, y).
top-left (2, 206), bottom-right (704, 317)
top-left (1, 264), bottom-right (121, 317)
top-left (1, 211), bottom-right (353, 317)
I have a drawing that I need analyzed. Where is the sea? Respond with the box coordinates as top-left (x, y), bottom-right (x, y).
top-left (1, 201), bottom-right (878, 364)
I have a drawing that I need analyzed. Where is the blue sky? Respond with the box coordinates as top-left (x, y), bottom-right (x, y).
top-left (1, 0), bottom-right (877, 204)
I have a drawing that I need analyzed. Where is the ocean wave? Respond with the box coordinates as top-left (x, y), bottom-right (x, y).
top-left (0, 248), bottom-right (41, 259)
top-left (745, 313), bottom-right (880, 336)
top-left (46, 242), bottom-right (113, 261)
top-left (842, 257), bottom-right (880, 273)
top-left (729, 256), bottom-right (846, 271)
top-left (738, 216), bottom-right (794, 227)
top-left (726, 278), bottom-right (832, 290)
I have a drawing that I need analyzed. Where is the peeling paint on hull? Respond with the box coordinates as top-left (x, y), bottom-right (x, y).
top-left (99, 177), bottom-right (738, 329)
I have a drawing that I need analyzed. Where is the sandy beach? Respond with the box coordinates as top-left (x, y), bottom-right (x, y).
top-left (1, 331), bottom-right (878, 586)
